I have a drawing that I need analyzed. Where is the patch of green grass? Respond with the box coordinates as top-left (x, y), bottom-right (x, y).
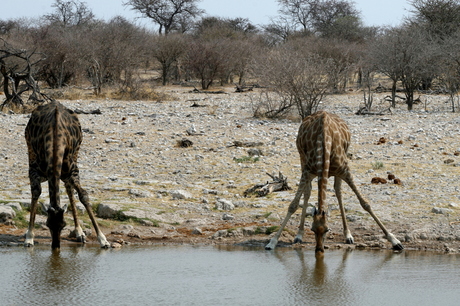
top-left (254, 227), bottom-right (264, 235)
top-left (265, 226), bottom-right (279, 235)
top-left (92, 202), bottom-right (101, 215)
top-left (233, 156), bottom-right (259, 163)
top-left (371, 161), bottom-right (384, 170)
top-left (114, 211), bottom-right (130, 222)
top-left (13, 210), bottom-right (29, 228)
top-left (263, 212), bottom-right (273, 218)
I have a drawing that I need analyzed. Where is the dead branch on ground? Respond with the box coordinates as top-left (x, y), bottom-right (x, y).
top-left (244, 172), bottom-right (292, 197)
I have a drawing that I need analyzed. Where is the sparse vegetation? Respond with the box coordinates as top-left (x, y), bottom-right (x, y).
top-left (371, 161), bottom-right (384, 170)
top-left (265, 226), bottom-right (280, 235)
top-left (13, 210), bottom-right (28, 228)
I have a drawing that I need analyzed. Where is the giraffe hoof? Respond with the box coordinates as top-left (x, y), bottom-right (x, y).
top-left (345, 237), bottom-right (354, 244)
top-left (392, 243), bottom-right (404, 251)
top-left (24, 242), bottom-right (34, 247)
top-left (76, 236), bottom-right (86, 243)
top-left (293, 237), bottom-right (303, 244)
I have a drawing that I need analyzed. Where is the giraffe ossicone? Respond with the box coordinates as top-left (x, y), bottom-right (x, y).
top-left (265, 111), bottom-right (403, 253)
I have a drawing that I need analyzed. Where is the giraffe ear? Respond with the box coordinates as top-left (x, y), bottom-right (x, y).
top-left (312, 206), bottom-right (318, 216)
top-left (41, 202), bottom-right (50, 215)
top-left (61, 203), bottom-right (68, 213)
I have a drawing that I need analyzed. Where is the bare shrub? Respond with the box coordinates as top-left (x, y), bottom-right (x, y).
top-left (254, 43), bottom-right (333, 118)
top-left (185, 39), bottom-right (225, 89)
top-left (112, 80), bottom-right (163, 101)
top-left (151, 34), bottom-right (186, 85)
top-left (0, 39), bottom-right (48, 111)
top-left (251, 90), bottom-right (293, 119)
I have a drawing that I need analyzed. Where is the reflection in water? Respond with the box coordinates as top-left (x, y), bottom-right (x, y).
top-left (0, 245), bottom-right (459, 306)
top-left (273, 248), bottom-right (354, 304)
top-left (19, 246), bottom-right (106, 305)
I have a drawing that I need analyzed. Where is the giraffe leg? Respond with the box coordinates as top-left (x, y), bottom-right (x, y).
top-left (69, 170), bottom-right (110, 248)
top-left (294, 174), bottom-right (314, 244)
top-left (24, 170), bottom-right (42, 247)
top-left (334, 177), bottom-right (354, 244)
top-left (342, 173), bottom-right (403, 250)
top-left (65, 181), bottom-right (86, 243)
top-left (265, 172), bottom-right (308, 250)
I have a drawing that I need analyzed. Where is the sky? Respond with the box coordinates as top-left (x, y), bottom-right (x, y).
top-left (2, 0), bottom-right (412, 28)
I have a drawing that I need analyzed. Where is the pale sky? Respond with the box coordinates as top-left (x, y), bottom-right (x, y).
top-left (2, 0), bottom-right (411, 28)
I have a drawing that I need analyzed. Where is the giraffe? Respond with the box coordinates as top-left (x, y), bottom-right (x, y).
top-left (24, 101), bottom-right (110, 249)
top-left (265, 111), bottom-right (403, 253)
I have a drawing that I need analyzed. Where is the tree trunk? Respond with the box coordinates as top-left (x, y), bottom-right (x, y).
top-left (391, 79), bottom-right (397, 108)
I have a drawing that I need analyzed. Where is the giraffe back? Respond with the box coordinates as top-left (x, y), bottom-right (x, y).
top-left (296, 111), bottom-right (350, 178)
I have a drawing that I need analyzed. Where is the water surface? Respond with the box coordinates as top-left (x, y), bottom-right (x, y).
top-left (1, 245), bottom-right (459, 305)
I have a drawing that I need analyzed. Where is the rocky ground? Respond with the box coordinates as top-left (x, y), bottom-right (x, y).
top-left (1, 86), bottom-right (460, 253)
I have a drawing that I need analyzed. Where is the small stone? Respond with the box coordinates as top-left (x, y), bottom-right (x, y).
top-left (431, 207), bottom-right (453, 215)
top-left (215, 198), bottom-right (235, 211)
top-left (128, 189), bottom-right (152, 198)
top-left (192, 227), bottom-right (203, 235)
top-left (346, 215), bottom-right (360, 222)
top-left (170, 190), bottom-right (192, 200)
top-left (186, 125), bottom-right (197, 135)
top-left (111, 242), bottom-right (122, 248)
top-left (6, 202), bottom-right (22, 212)
top-left (97, 203), bottom-right (122, 219)
top-left (212, 229), bottom-right (228, 239)
top-left (139, 219), bottom-right (155, 226)
top-left (0, 205), bottom-right (16, 223)
top-left (222, 213), bottom-right (234, 220)
top-left (247, 148), bottom-right (263, 156)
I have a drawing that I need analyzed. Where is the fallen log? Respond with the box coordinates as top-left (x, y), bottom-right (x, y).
top-left (235, 84), bottom-right (254, 92)
top-left (244, 172), bottom-right (292, 197)
top-left (228, 140), bottom-right (264, 148)
top-left (74, 108), bottom-right (102, 115)
top-left (190, 87), bottom-right (226, 94)
top-left (355, 106), bottom-right (392, 116)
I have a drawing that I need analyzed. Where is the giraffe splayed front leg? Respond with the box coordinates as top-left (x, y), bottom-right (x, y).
top-left (265, 172), bottom-right (308, 250)
top-left (342, 172), bottom-right (403, 250)
top-left (334, 177), bottom-right (354, 244)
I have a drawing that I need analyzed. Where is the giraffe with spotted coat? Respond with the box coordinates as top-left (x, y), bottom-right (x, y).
top-left (265, 111), bottom-right (403, 253)
top-left (24, 101), bottom-right (110, 249)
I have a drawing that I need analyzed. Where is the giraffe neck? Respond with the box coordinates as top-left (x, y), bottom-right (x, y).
top-left (317, 115), bottom-right (331, 215)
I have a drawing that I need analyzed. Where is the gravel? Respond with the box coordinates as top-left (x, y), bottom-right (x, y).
top-left (1, 87), bottom-right (459, 252)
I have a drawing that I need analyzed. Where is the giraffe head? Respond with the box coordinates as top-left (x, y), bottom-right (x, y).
top-left (311, 208), bottom-right (329, 253)
top-left (43, 204), bottom-right (68, 249)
